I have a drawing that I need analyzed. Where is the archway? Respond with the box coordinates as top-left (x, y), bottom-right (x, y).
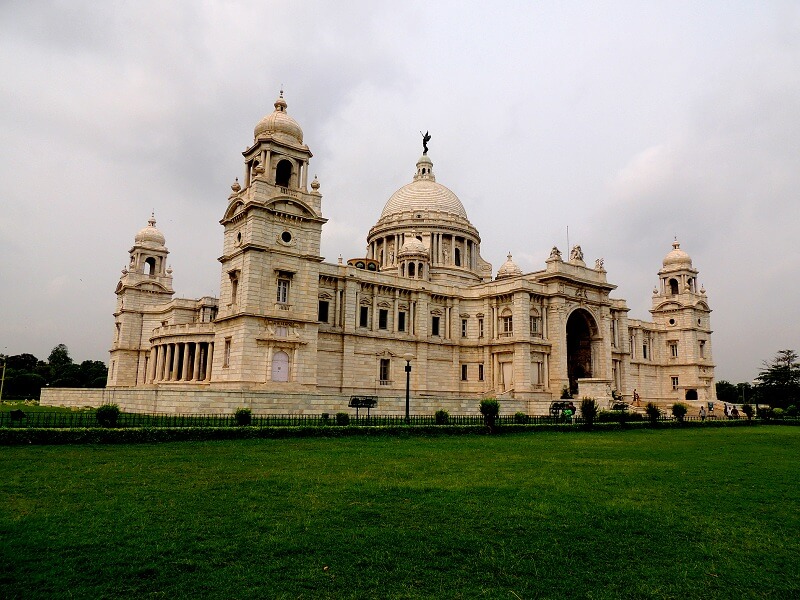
top-left (275, 160), bottom-right (292, 187)
top-left (566, 309), bottom-right (596, 396)
top-left (685, 389), bottom-right (698, 401)
top-left (271, 351), bottom-right (289, 382)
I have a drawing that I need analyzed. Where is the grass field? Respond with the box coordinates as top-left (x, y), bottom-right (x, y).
top-left (1, 428), bottom-right (798, 599)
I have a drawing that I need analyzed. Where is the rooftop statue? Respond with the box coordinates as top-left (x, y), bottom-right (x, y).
top-left (421, 130), bottom-right (431, 155)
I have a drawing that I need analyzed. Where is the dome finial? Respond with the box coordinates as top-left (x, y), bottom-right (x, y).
top-left (148, 211), bottom-right (156, 227)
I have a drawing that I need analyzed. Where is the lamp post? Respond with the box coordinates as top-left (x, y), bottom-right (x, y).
top-left (0, 357), bottom-right (6, 404)
top-left (403, 353), bottom-right (414, 424)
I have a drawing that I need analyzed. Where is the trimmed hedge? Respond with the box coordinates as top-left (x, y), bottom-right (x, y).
top-left (0, 417), bottom-right (770, 445)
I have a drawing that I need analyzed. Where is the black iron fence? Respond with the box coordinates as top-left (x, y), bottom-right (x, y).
top-left (1, 410), bottom-right (793, 429)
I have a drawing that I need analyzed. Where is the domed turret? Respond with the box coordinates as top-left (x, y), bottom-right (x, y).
top-left (253, 91), bottom-right (304, 145)
top-left (663, 239), bottom-right (692, 269)
top-left (496, 253), bottom-right (523, 280)
top-left (398, 236), bottom-right (428, 257)
top-left (135, 213), bottom-right (166, 247)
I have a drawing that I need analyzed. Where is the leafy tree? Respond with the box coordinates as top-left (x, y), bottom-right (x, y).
top-left (6, 353), bottom-right (39, 372)
top-left (716, 380), bottom-right (738, 404)
top-left (755, 350), bottom-right (800, 409)
top-left (48, 344), bottom-right (73, 370)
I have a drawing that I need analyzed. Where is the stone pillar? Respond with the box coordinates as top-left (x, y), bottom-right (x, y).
top-left (164, 344), bottom-right (173, 381)
top-left (182, 343), bottom-right (190, 381)
top-left (372, 285), bottom-right (378, 331)
top-left (192, 343), bottom-right (202, 381)
top-left (205, 343), bottom-right (214, 381)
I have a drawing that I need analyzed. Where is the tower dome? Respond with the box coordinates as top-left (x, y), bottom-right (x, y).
top-left (379, 155), bottom-right (468, 221)
top-left (663, 239), bottom-right (692, 269)
top-left (135, 214), bottom-right (165, 247)
top-left (398, 235), bottom-right (429, 257)
top-left (253, 91), bottom-right (304, 145)
top-left (496, 253), bottom-right (523, 279)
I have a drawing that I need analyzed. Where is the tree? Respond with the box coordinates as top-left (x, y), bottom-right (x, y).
top-left (715, 380), bottom-right (738, 404)
top-left (48, 344), bottom-right (73, 370)
top-left (479, 398), bottom-right (500, 430)
top-left (755, 350), bottom-right (800, 409)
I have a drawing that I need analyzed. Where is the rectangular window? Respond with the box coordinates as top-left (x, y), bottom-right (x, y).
top-left (461, 364), bottom-right (468, 381)
top-left (224, 338), bottom-right (231, 368)
top-left (461, 319), bottom-right (468, 338)
top-left (642, 343), bottom-right (648, 360)
top-left (229, 272), bottom-right (239, 305)
top-left (359, 306), bottom-right (369, 328)
top-left (380, 358), bottom-right (390, 384)
top-left (478, 318), bottom-right (484, 338)
top-left (672, 376), bottom-right (679, 390)
top-left (478, 364), bottom-right (484, 381)
top-left (432, 316), bottom-right (440, 336)
top-left (699, 340), bottom-right (706, 358)
top-left (276, 278), bottom-right (289, 304)
top-left (318, 300), bottom-right (329, 323)
top-left (669, 341), bottom-right (679, 358)
top-left (379, 309), bottom-right (388, 330)
top-left (501, 316), bottom-right (513, 336)
top-left (398, 311), bottom-right (406, 332)
top-left (530, 316), bottom-right (538, 335)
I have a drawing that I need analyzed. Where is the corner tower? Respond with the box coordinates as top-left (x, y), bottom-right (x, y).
top-left (651, 240), bottom-right (715, 401)
top-left (213, 92), bottom-right (326, 388)
top-left (108, 215), bottom-right (175, 386)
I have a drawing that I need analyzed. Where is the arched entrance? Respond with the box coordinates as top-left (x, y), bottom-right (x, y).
top-left (566, 309), bottom-right (596, 396)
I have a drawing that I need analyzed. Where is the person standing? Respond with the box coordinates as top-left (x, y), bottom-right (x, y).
top-left (699, 405), bottom-right (706, 421)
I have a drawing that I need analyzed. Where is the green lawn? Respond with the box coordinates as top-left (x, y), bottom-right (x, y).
top-left (1, 428), bottom-right (798, 599)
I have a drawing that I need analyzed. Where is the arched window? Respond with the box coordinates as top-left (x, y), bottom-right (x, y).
top-left (454, 248), bottom-right (461, 267)
top-left (400, 263), bottom-right (406, 277)
top-left (145, 257), bottom-right (156, 275)
top-left (417, 262), bottom-right (423, 278)
top-left (276, 159), bottom-right (292, 187)
top-left (408, 262), bottom-right (416, 278)
top-left (272, 351), bottom-right (289, 382)
top-left (669, 278), bottom-right (679, 295)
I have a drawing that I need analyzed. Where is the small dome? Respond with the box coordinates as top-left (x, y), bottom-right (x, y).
top-left (399, 236), bottom-right (428, 257)
top-left (135, 214), bottom-right (165, 246)
top-left (379, 155), bottom-right (468, 221)
top-left (496, 253), bottom-right (523, 279)
top-left (253, 91), bottom-right (304, 145)
top-left (663, 240), bottom-right (692, 268)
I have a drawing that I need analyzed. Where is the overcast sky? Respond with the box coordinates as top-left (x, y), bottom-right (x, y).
top-left (1, 1), bottom-right (798, 383)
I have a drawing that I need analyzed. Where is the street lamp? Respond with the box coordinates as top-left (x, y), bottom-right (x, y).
top-left (403, 353), bottom-right (414, 424)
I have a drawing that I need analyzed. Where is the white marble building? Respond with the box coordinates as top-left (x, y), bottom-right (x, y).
top-left (58, 93), bottom-right (716, 415)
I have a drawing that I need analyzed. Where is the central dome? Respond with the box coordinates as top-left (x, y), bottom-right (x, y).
top-left (379, 155), bottom-right (468, 220)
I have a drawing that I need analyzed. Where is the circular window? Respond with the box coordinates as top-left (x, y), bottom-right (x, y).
top-left (669, 318), bottom-right (676, 326)
top-left (281, 231), bottom-right (292, 243)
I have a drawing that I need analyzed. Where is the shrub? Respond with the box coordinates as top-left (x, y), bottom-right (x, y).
top-left (513, 411), bottom-right (527, 424)
top-left (335, 412), bottom-right (350, 426)
top-left (772, 408), bottom-right (785, 419)
top-left (95, 404), bottom-right (120, 428)
top-left (672, 403), bottom-right (689, 423)
top-left (580, 398), bottom-right (598, 428)
top-left (786, 404), bottom-right (798, 418)
top-left (741, 403), bottom-right (754, 421)
top-left (479, 398), bottom-right (500, 429)
top-left (435, 409), bottom-right (450, 425)
top-left (320, 412), bottom-right (330, 425)
top-left (757, 406), bottom-right (772, 420)
top-left (645, 402), bottom-right (661, 425)
top-left (234, 407), bottom-right (252, 426)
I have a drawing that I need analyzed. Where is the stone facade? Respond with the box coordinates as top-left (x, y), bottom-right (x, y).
top-left (42, 92), bottom-right (716, 415)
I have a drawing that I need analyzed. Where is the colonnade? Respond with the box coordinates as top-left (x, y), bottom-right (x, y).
top-left (368, 232), bottom-right (479, 270)
top-left (148, 341), bottom-right (214, 383)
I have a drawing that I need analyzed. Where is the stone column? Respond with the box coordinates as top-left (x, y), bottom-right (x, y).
top-left (372, 285), bottom-right (378, 331)
top-left (182, 343), bottom-right (190, 381)
top-left (192, 343), bottom-right (202, 381)
top-left (164, 344), bottom-right (173, 381)
top-left (205, 343), bottom-right (214, 381)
